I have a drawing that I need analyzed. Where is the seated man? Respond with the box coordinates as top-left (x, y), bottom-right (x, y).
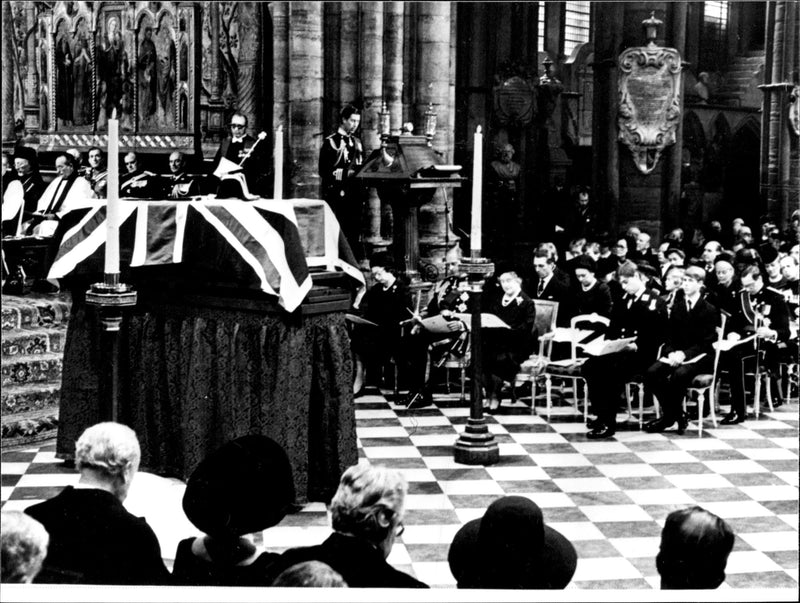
top-left (721, 264), bottom-right (791, 423)
top-left (25, 422), bottom-right (171, 585)
top-left (583, 261), bottom-right (666, 439)
top-left (24, 152), bottom-right (95, 238)
top-left (162, 151), bottom-right (199, 199)
top-left (120, 152), bottom-right (157, 198)
top-left (656, 506), bottom-right (734, 589)
top-left (644, 266), bottom-right (718, 434)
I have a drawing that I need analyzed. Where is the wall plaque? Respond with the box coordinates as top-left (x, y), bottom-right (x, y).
top-left (617, 15), bottom-right (682, 174)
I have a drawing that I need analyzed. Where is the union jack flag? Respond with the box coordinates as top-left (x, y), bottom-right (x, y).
top-left (48, 199), bottom-right (364, 313)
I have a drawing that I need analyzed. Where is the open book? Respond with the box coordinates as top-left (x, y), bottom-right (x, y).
top-left (658, 352), bottom-right (707, 365)
top-left (713, 334), bottom-right (757, 352)
top-left (453, 313), bottom-right (510, 329)
top-left (579, 336), bottom-right (637, 356)
top-left (419, 315), bottom-right (466, 334)
top-left (547, 327), bottom-right (595, 343)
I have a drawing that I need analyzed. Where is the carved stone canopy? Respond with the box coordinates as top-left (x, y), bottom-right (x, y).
top-left (617, 40), bottom-right (682, 174)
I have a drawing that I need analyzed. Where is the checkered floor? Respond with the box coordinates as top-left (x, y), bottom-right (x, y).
top-left (2, 386), bottom-right (798, 595)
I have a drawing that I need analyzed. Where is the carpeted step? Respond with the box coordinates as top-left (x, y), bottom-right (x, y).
top-left (1, 382), bottom-right (60, 416)
top-left (1, 351), bottom-right (63, 388)
top-left (1, 326), bottom-right (68, 358)
top-left (1, 407), bottom-right (59, 449)
top-left (1, 293), bottom-right (72, 331)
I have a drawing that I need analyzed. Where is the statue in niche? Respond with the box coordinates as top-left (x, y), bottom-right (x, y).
top-left (55, 22), bottom-right (74, 125)
top-left (179, 43), bottom-right (188, 81)
top-left (487, 143), bottom-right (522, 259)
top-left (157, 36), bottom-right (176, 125)
top-left (38, 28), bottom-right (49, 131)
top-left (98, 16), bottom-right (128, 122)
top-left (138, 26), bottom-right (158, 118)
top-left (72, 32), bottom-right (92, 126)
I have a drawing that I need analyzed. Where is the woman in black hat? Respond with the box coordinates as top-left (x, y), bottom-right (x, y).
top-left (172, 435), bottom-right (296, 586)
top-left (448, 496), bottom-right (577, 589)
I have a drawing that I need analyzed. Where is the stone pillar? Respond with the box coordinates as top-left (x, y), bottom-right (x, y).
top-left (236, 2), bottom-right (261, 131)
top-left (662, 2), bottom-right (688, 235)
top-left (24, 2), bottom-right (39, 133)
top-left (591, 2), bottom-right (624, 237)
top-left (2, 1), bottom-right (15, 143)
top-left (415, 3), bottom-right (453, 270)
top-left (288, 2), bottom-right (323, 198)
top-left (384, 2), bottom-right (404, 134)
top-left (360, 3), bottom-right (384, 249)
top-left (339, 2), bottom-right (359, 107)
top-left (271, 2), bottom-right (289, 132)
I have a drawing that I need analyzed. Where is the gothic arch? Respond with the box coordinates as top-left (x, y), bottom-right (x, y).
top-left (725, 117), bottom-right (761, 227)
top-left (682, 111), bottom-right (706, 186)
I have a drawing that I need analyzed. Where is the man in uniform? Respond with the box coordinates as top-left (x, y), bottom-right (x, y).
top-left (119, 152), bottom-right (156, 198)
top-left (721, 264), bottom-right (792, 423)
top-left (583, 261), bottom-right (666, 438)
top-left (85, 147), bottom-right (108, 198)
top-left (319, 105), bottom-right (364, 259)
top-left (212, 112), bottom-right (269, 197)
top-left (163, 151), bottom-right (198, 199)
top-left (645, 266), bottom-right (719, 434)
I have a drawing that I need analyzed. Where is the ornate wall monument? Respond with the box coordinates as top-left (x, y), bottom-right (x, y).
top-left (617, 12), bottom-right (682, 175)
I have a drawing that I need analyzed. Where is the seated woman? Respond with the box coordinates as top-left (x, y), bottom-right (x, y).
top-left (172, 435), bottom-right (296, 586)
top-left (482, 267), bottom-right (537, 411)
top-left (263, 462), bottom-right (428, 588)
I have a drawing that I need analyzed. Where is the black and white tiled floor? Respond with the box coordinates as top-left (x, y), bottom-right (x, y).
top-left (2, 388), bottom-right (798, 598)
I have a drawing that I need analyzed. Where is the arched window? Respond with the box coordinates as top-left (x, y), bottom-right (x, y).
top-left (700, 1), bottom-right (729, 71)
top-left (538, 3), bottom-right (545, 52)
top-left (564, 2), bottom-right (591, 57)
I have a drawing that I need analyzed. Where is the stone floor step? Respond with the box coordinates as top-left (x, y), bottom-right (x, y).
top-left (1, 351), bottom-right (63, 388)
top-left (1, 293), bottom-right (72, 331)
top-left (1, 325), bottom-right (68, 358)
top-left (0, 382), bottom-right (61, 416)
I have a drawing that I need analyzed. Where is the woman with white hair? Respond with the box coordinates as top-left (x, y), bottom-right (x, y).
top-left (25, 422), bottom-right (170, 584)
top-left (1, 511), bottom-right (49, 583)
top-left (265, 462), bottom-right (428, 588)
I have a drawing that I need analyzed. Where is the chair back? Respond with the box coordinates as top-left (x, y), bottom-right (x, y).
top-left (568, 313), bottom-right (611, 361)
top-left (533, 299), bottom-right (559, 358)
top-left (710, 312), bottom-right (728, 385)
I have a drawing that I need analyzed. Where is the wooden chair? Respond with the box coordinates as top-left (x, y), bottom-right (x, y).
top-left (682, 313), bottom-right (727, 436)
top-left (514, 300), bottom-right (559, 418)
top-left (542, 313), bottom-right (611, 421)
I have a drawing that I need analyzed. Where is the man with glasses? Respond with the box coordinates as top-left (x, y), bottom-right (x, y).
top-left (119, 152), bottom-right (156, 198)
top-left (212, 112), bottom-right (269, 197)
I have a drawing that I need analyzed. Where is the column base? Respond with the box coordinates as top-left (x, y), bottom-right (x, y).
top-left (453, 417), bottom-right (499, 465)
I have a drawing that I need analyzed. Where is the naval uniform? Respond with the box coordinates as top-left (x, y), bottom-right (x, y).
top-left (319, 129), bottom-right (364, 258)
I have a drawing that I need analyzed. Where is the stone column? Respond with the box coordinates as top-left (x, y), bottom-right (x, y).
top-left (2, 1), bottom-right (14, 143)
top-left (414, 3), bottom-right (453, 270)
top-left (384, 2), bottom-right (404, 134)
top-left (591, 2), bottom-right (624, 238)
top-left (288, 2), bottom-right (323, 198)
top-left (236, 2), bottom-right (261, 131)
top-left (339, 2), bottom-right (359, 107)
top-left (662, 1), bottom-right (688, 234)
top-left (360, 3), bottom-right (384, 249)
top-left (271, 2), bottom-right (289, 132)
top-left (24, 2), bottom-right (39, 133)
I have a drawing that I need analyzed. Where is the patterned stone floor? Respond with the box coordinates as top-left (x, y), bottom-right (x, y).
top-left (1, 387), bottom-right (798, 601)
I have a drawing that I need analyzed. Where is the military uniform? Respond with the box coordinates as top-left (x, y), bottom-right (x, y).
top-left (724, 285), bottom-right (792, 420)
top-left (85, 167), bottom-right (108, 198)
top-left (120, 168), bottom-right (157, 198)
top-left (162, 171), bottom-right (199, 199)
top-left (319, 130), bottom-right (364, 258)
top-left (583, 288), bottom-right (666, 435)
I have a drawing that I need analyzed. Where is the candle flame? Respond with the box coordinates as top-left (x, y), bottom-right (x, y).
top-left (110, 108), bottom-right (118, 121)
top-left (476, 125), bottom-right (482, 134)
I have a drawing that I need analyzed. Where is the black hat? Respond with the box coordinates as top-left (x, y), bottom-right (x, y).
top-left (635, 261), bottom-right (658, 279)
top-left (182, 435), bottom-right (295, 537)
top-left (448, 496), bottom-right (577, 589)
top-left (760, 245), bottom-right (779, 265)
top-left (714, 251), bottom-right (735, 267)
top-left (369, 251), bottom-right (396, 271)
top-left (12, 146), bottom-right (38, 168)
top-left (665, 247), bottom-right (685, 260)
top-left (572, 255), bottom-right (597, 274)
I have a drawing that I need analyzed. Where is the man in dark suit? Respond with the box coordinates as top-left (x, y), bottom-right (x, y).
top-left (212, 112), bottom-right (270, 196)
top-left (583, 261), bottom-right (666, 438)
top-left (721, 264), bottom-right (792, 423)
top-left (645, 266), bottom-right (719, 433)
top-left (527, 248), bottom-right (572, 326)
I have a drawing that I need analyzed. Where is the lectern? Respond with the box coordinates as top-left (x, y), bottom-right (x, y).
top-left (356, 135), bottom-right (463, 280)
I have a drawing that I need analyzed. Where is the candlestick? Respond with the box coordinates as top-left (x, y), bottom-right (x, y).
top-left (105, 113), bottom-right (120, 275)
top-left (274, 125), bottom-right (283, 201)
top-left (470, 125), bottom-right (483, 255)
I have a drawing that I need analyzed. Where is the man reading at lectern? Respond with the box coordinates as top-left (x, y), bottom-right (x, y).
top-left (319, 105), bottom-right (364, 260)
top-left (212, 112), bottom-right (270, 197)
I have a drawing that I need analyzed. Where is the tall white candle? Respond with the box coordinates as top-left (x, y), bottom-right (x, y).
top-left (274, 124), bottom-right (283, 201)
top-left (471, 125), bottom-right (483, 254)
top-left (105, 114), bottom-right (120, 275)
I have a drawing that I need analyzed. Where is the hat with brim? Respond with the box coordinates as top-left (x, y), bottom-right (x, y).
top-left (572, 255), bottom-right (597, 274)
top-left (760, 245), bottom-right (779, 266)
top-left (182, 435), bottom-right (295, 537)
top-left (448, 496), bottom-right (577, 590)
